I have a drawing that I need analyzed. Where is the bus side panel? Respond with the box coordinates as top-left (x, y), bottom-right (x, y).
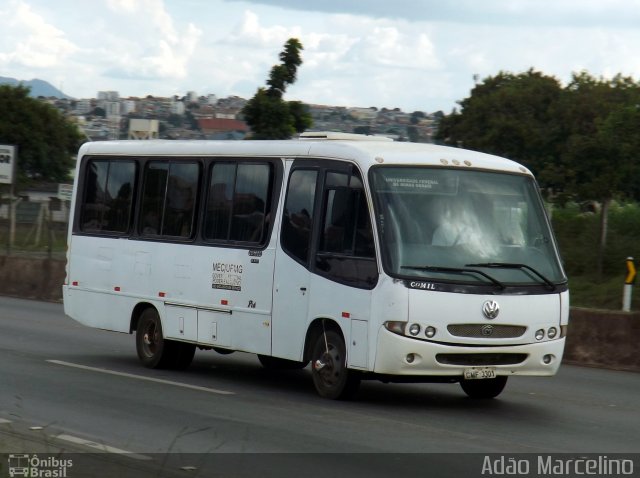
top-left (63, 286), bottom-right (144, 333)
top-left (271, 252), bottom-right (311, 361)
top-left (197, 310), bottom-right (231, 347)
top-left (307, 273), bottom-right (373, 370)
top-left (164, 305), bottom-right (198, 342)
top-left (205, 244), bottom-right (276, 355)
top-left (64, 235), bottom-right (136, 333)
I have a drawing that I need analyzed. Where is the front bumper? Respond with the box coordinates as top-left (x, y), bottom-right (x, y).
top-left (374, 327), bottom-right (565, 377)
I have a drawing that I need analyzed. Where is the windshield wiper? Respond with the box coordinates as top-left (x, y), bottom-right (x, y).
top-left (465, 262), bottom-right (556, 290)
top-left (401, 265), bottom-right (505, 290)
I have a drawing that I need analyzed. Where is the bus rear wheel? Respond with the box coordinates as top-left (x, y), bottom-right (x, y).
top-left (460, 376), bottom-right (508, 399)
top-left (136, 308), bottom-right (195, 370)
top-left (311, 329), bottom-right (360, 400)
top-left (173, 342), bottom-right (196, 370)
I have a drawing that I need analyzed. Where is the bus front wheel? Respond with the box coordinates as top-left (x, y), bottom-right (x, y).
top-left (460, 376), bottom-right (508, 399)
top-left (311, 329), bottom-right (360, 400)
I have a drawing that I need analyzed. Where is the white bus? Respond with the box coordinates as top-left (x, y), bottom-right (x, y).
top-left (63, 132), bottom-right (568, 400)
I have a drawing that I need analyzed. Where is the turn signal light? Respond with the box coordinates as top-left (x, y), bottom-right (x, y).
top-left (384, 321), bottom-right (407, 335)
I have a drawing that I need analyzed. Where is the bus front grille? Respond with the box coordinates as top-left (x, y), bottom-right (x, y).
top-left (435, 353), bottom-right (528, 366)
top-left (447, 324), bottom-right (526, 339)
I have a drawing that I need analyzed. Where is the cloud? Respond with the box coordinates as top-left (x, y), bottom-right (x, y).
top-left (102, 0), bottom-right (202, 80)
top-left (227, 9), bottom-right (303, 47)
top-left (343, 21), bottom-right (440, 71)
top-left (210, 10), bottom-right (442, 110)
top-left (0, 0), bottom-right (77, 69)
top-left (224, 0), bottom-right (640, 28)
top-left (4, 0), bottom-right (640, 114)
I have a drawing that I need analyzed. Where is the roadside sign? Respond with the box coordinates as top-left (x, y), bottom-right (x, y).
top-left (623, 257), bottom-right (635, 312)
top-left (625, 257), bottom-right (636, 285)
top-left (0, 144), bottom-right (15, 185)
top-left (58, 183), bottom-right (73, 201)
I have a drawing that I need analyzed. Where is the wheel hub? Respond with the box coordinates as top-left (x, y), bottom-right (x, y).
top-left (314, 359), bottom-right (327, 371)
top-left (315, 350), bottom-right (339, 383)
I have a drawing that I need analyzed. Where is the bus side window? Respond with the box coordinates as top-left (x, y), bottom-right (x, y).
top-left (354, 190), bottom-right (375, 258)
top-left (81, 159), bottom-right (136, 234)
top-left (140, 161), bottom-right (199, 238)
top-left (204, 162), bottom-right (272, 244)
top-left (316, 169), bottom-right (377, 288)
top-left (205, 163), bottom-right (234, 240)
top-left (163, 163), bottom-right (199, 237)
top-left (231, 163), bottom-right (270, 243)
top-left (281, 169), bottom-right (318, 264)
top-left (140, 163), bottom-right (168, 236)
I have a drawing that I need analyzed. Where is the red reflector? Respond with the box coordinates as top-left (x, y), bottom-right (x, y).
top-left (221, 299), bottom-right (228, 306)
top-left (158, 292), bottom-right (166, 298)
top-left (114, 286), bottom-right (121, 292)
top-left (72, 281), bottom-right (78, 286)
top-left (342, 312), bottom-right (350, 318)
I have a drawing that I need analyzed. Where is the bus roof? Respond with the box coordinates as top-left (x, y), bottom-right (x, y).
top-left (77, 134), bottom-right (532, 176)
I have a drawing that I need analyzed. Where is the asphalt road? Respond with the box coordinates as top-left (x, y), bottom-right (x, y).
top-left (0, 296), bottom-right (638, 477)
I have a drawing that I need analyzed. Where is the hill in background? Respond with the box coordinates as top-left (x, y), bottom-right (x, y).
top-left (0, 76), bottom-right (70, 99)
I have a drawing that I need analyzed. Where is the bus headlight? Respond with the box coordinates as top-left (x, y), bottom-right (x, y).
top-left (535, 329), bottom-right (545, 341)
top-left (424, 326), bottom-right (436, 338)
top-left (408, 323), bottom-right (421, 336)
top-left (547, 327), bottom-right (558, 339)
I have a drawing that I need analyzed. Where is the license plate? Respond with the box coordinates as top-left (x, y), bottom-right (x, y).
top-left (464, 367), bottom-right (496, 380)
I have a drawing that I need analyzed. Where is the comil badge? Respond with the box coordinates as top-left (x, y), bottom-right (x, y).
top-left (482, 300), bottom-right (500, 320)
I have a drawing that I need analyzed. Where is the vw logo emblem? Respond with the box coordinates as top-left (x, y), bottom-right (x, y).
top-left (482, 300), bottom-right (500, 319)
top-left (481, 325), bottom-right (494, 336)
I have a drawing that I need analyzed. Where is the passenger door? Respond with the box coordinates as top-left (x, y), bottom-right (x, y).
top-left (308, 165), bottom-right (377, 369)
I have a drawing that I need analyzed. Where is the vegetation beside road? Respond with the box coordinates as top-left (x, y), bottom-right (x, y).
top-left (553, 201), bottom-right (640, 310)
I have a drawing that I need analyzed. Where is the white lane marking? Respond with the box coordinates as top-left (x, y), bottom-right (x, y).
top-left (46, 360), bottom-right (235, 395)
top-left (54, 434), bottom-right (152, 461)
top-left (0, 418), bottom-right (12, 424)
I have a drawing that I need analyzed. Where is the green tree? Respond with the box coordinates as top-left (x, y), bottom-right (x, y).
top-left (0, 85), bottom-right (83, 184)
top-left (558, 73), bottom-right (640, 277)
top-left (435, 69), bottom-right (564, 188)
top-left (287, 100), bottom-right (313, 134)
top-left (242, 38), bottom-right (312, 139)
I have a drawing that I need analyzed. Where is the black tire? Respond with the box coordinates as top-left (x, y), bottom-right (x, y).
top-left (258, 354), bottom-right (309, 370)
top-left (311, 329), bottom-right (360, 400)
top-left (173, 342), bottom-right (196, 370)
top-left (136, 308), bottom-right (173, 368)
top-left (136, 308), bottom-right (195, 370)
top-left (460, 376), bottom-right (508, 399)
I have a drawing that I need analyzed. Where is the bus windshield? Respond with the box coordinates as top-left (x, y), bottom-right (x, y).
top-left (369, 167), bottom-right (566, 286)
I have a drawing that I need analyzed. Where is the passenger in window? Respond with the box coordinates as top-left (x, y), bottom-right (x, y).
top-left (291, 208), bottom-right (312, 233)
top-left (432, 199), bottom-right (479, 247)
top-left (142, 210), bottom-right (160, 235)
top-left (283, 207), bottom-right (313, 260)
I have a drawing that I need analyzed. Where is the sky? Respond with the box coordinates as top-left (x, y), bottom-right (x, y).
top-left (1, 0), bottom-right (640, 113)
